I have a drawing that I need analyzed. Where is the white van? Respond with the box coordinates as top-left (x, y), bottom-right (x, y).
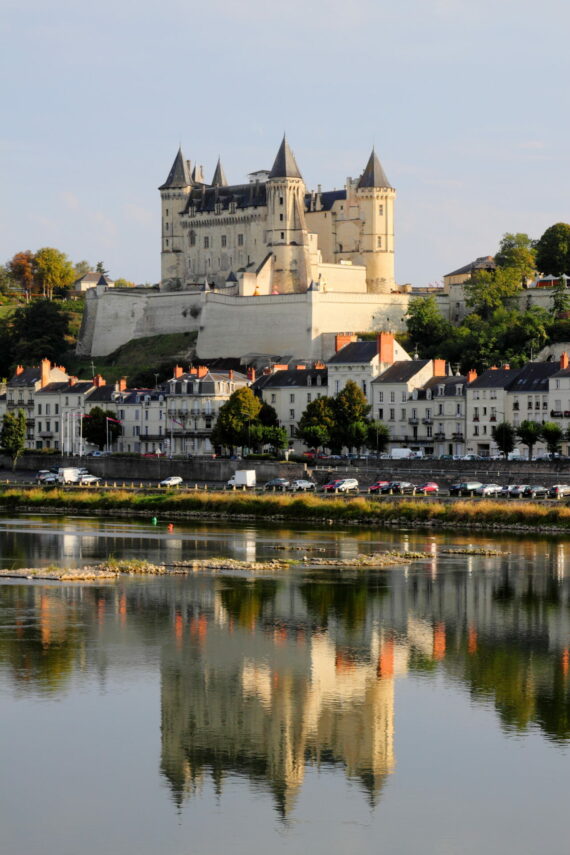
top-left (390, 448), bottom-right (424, 459)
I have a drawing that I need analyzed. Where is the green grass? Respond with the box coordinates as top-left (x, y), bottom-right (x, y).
top-left (1, 488), bottom-right (570, 531)
top-left (63, 331), bottom-right (198, 385)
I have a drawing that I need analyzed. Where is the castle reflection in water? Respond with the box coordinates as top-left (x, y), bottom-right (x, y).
top-left (1, 529), bottom-right (570, 816)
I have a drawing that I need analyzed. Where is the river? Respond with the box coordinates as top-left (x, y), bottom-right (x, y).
top-left (0, 515), bottom-right (569, 854)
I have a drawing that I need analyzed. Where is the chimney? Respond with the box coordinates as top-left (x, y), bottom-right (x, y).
top-left (190, 366), bottom-right (198, 375)
top-left (272, 363), bottom-right (288, 373)
top-left (228, 369), bottom-right (234, 380)
top-left (432, 358), bottom-right (446, 377)
top-left (247, 366), bottom-right (256, 383)
top-left (174, 364), bottom-right (184, 379)
top-left (263, 367), bottom-right (271, 375)
top-left (15, 365), bottom-right (24, 376)
top-left (40, 358), bottom-right (51, 388)
top-left (467, 369), bottom-right (478, 384)
top-left (119, 376), bottom-right (127, 392)
top-left (561, 352), bottom-right (569, 370)
top-left (93, 374), bottom-right (106, 388)
top-left (490, 365), bottom-right (498, 370)
top-left (296, 364), bottom-right (306, 370)
top-left (313, 360), bottom-right (325, 369)
top-left (503, 363), bottom-right (510, 370)
top-left (335, 332), bottom-right (356, 353)
top-left (67, 376), bottom-right (78, 387)
top-left (377, 332), bottom-right (395, 365)
top-left (197, 365), bottom-right (208, 379)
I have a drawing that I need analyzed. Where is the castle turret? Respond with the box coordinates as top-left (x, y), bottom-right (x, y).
top-left (265, 136), bottom-right (311, 293)
top-left (159, 148), bottom-right (193, 286)
top-left (356, 149), bottom-right (395, 294)
top-left (211, 158), bottom-right (228, 187)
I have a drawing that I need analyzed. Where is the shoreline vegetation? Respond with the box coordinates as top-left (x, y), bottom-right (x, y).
top-left (0, 486), bottom-right (569, 533)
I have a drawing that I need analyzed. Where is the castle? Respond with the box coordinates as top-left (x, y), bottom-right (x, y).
top-left (78, 137), bottom-right (410, 359)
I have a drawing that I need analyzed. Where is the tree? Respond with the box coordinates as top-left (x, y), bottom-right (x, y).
top-left (262, 425), bottom-right (288, 453)
top-left (541, 422), bottom-right (564, 457)
top-left (113, 277), bottom-right (136, 288)
top-left (535, 223), bottom-right (570, 276)
top-left (211, 387), bottom-right (262, 452)
top-left (8, 251), bottom-right (35, 301)
top-left (465, 267), bottom-right (522, 320)
top-left (74, 260), bottom-right (91, 278)
top-left (258, 401), bottom-right (279, 427)
top-left (494, 233), bottom-right (536, 279)
top-left (296, 397), bottom-right (336, 450)
top-left (331, 380), bottom-right (370, 450)
top-left (34, 247), bottom-right (75, 299)
top-left (82, 407), bottom-right (122, 450)
top-left (95, 261), bottom-right (109, 275)
top-left (366, 420), bottom-right (390, 454)
top-left (9, 300), bottom-right (70, 365)
top-left (550, 278), bottom-right (570, 319)
top-left (516, 420), bottom-right (542, 460)
top-left (0, 409), bottom-right (26, 469)
top-left (492, 421), bottom-right (516, 458)
top-left (405, 296), bottom-right (452, 357)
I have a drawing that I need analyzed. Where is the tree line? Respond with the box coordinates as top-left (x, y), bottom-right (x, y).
top-left (493, 419), bottom-right (566, 459)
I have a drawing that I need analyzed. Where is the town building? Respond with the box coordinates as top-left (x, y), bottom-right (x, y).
top-left (253, 365), bottom-right (328, 443)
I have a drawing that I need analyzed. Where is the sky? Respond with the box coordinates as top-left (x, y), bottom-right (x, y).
top-left (1, 0), bottom-right (568, 286)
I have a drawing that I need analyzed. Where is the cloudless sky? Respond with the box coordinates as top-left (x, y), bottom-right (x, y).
top-left (1, 0), bottom-right (568, 286)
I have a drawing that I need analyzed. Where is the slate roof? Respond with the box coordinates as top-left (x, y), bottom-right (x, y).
top-left (445, 256), bottom-right (496, 278)
top-left (304, 189), bottom-right (347, 212)
top-left (8, 368), bottom-right (41, 386)
top-left (159, 148), bottom-right (192, 190)
top-left (373, 360), bottom-right (430, 384)
top-left (86, 387), bottom-right (119, 404)
top-left (416, 375), bottom-right (466, 398)
top-left (468, 368), bottom-right (520, 389)
top-left (327, 341), bottom-right (378, 364)
top-left (73, 272), bottom-right (113, 288)
top-left (506, 362), bottom-right (561, 392)
top-left (252, 368), bottom-right (327, 390)
top-left (357, 149), bottom-right (392, 190)
top-left (36, 381), bottom-right (94, 395)
top-left (182, 181), bottom-right (267, 214)
top-left (211, 158), bottom-right (228, 187)
top-left (269, 136), bottom-right (302, 180)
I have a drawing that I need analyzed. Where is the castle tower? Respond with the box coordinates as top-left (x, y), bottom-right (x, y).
top-left (356, 149), bottom-right (395, 294)
top-left (159, 148), bottom-right (193, 285)
top-left (211, 158), bottom-right (228, 187)
top-left (265, 136), bottom-right (312, 294)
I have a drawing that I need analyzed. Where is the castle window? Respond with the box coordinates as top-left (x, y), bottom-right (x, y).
top-left (165, 209), bottom-right (169, 216)
top-left (238, 234), bottom-right (244, 246)
top-left (279, 214), bottom-right (284, 221)
top-left (165, 239), bottom-right (169, 247)
top-left (279, 196), bottom-right (284, 205)
top-left (280, 232), bottom-right (284, 240)
top-left (379, 204), bottom-right (384, 215)
top-left (189, 231), bottom-right (196, 247)
top-left (165, 222), bottom-right (169, 231)
top-left (377, 237), bottom-right (382, 248)
top-left (221, 235), bottom-right (227, 248)
top-left (204, 237), bottom-right (209, 248)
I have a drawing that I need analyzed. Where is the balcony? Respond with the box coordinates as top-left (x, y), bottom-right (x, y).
top-left (551, 410), bottom-right (563, 418)
top-left (452, 433), bottom-right (465, 441)
top-left (408, 417), bottom-right (419, 425)
top-left (489, 416), bottom-right (497, 422)
top-left (473, 416), bottom-right (479, 422)
top-left (434, 432), bottom-right (446, 440)
top-left (422, 417), bottom-right (433, 425)
top-left (513, 403), bottom-right (520, 411)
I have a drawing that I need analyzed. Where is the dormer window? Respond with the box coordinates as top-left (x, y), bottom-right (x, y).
top-left (455, 384), bottom-right (464, 396)
top-left (426, 389), bottom-right (432, 400)
top-left (412, 390), bottom-right (418, 400)
top-left (438, 385), bottom-right (445, 396)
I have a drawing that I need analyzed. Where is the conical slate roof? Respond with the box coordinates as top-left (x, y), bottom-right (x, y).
top-left (269, 136), bottom-right (302, 179)
top-left (357, 149), bottom-right (393, 189)
top-left (211, 158), bottom-right (228, 187)
top-left (159, 147), bottom-right (192, 190)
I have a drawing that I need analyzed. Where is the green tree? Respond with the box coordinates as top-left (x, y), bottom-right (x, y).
top-left (34, 247), bottom-right (75, 299)
top-left (492, 421), bottom-right (516, 458)
top-left (82, 407), bottom-right (122, 450)
top-left (258, 401), bottom-right (279, 427)
top-left (73, 260), bottom-right (91, 278)
top-left (535, 223), bottom-right (570, 276)
top-left (0, 409), bottom-right (26, 469)
top-left (366, 420), bottom-right (390, 454)
top-left (541, 421), bottom-right (564, 457)
top-left (296, 396), bottom-right (336, 450)
top-left (494, 233), bottom-right (536, 278)
top-left (9, 300), bottom-right (70, 365)
top-left (332, 380), bottom-right (371, 450)
top-left (8, 251), bottom-right (35, 301)
top-left (262, 425), bottom-right (288, 454)
top-left (113, 277), bottom-right (135, 288)
top-left (211, 387), bottom-right (262, 452)
top-left (550, 278), bottom-right (570, 319)
top-left (465, 267), bottom-right (522, 320)
top-left (0, 265), bottom-right (15, 295)
top-left (516, 420), bottom-right (542, 460)
top-left (95, 261), bottom-right (109, 275)
top-left (405, 296), bottom-right (452, 357)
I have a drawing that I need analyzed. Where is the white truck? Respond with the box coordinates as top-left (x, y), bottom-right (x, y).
top-left (226, 469), bottom-right (256, 489)
top-left (390, 448), bottom-right (424, 460)
top-left (57, 467), bottom-right (83, 484)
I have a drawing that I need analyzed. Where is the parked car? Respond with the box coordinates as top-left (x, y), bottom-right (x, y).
top-left (417, 482), bottom-right (439, 495)
top-left (381, 481), bottom-right (415, 494)
top-left (322, 479), bottom-right (343, 492)
top-left (79, 474), bottom-right (101, 485)
top-left (38, 471), bottom-right (59, 484)
top-left (509, 484), bottom-right (531, 498)
top-left (523, 485), bottom-right (549, 498)
top-left (500, 485), bottom-right (516, 497)
top-left (449, 481), bottom-right (483, 496)
top-left (264, 478), bottom-right (290, 491)
top-left (368, 480), bottom-right (391, 493)
top-left (476, 483), bottom-right (502, 497)
top-left (549, 484), bottom-right (570, 498)
top-left (335, 478), bottom-right (359, 493)
top-left (289, 479), bottom-right (316, 492)
top-left (160, 476), bottom-right (183, 487)
top-left (462, 454), bottom-right (482, 461)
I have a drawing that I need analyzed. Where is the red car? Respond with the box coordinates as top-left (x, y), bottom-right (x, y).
top-left (369, 480), bottom-right (390, 493)
top-left (417, 482), bottom-right (439, 495)
top-left (322, 479), bottom-right (343, 492)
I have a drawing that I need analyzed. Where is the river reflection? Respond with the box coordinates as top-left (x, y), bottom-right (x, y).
top-left (1, 520), bottom-right (570, 854)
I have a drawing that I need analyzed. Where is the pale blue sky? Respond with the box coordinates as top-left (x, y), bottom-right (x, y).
top-left (1, 0), bottom-right (568, 285)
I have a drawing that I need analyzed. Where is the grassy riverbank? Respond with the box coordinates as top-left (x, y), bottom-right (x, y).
top-left (1, 487), bottom-right (570, 531)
